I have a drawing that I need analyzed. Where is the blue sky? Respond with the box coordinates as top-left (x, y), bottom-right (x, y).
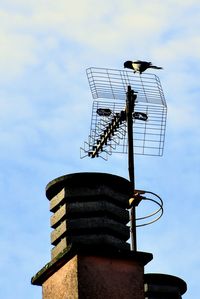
top-left (0, 1), bottom-right (199, 298)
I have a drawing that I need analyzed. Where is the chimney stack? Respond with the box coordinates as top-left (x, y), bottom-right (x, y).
top-left (31, 172), bottom-right (187, 298)
top-left (32, 172), bottom-right (152, 298)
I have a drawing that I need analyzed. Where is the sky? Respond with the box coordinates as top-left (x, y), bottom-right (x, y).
top-left (0, 0), bottom-right (199, 298)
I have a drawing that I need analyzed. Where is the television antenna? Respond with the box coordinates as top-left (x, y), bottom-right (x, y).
top-left (81, 67), bottom-right (167, 251)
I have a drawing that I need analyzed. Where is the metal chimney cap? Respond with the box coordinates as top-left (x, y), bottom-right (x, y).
top-left (144, 273), bottom-right (187, 295)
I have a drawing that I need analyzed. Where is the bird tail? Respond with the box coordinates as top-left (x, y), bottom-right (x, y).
top-left (149, 65), bottom-right (163, 70)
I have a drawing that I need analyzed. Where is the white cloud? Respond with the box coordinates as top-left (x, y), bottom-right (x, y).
top-left (0, 32), bottom-right (38, 79)
top-left (0, 1), bottom-right (199, 80)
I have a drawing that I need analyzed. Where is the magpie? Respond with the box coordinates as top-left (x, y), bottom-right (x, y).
top-left (124, 60), bottom-right (163, 74)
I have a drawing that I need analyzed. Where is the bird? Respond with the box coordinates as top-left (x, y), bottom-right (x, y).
top-left (124, 60), bottom-right (163, 74)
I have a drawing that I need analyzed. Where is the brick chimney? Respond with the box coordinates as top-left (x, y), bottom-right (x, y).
top-left (31, 172), bottom-right (187, 298)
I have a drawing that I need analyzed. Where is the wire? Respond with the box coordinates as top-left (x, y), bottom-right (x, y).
top-left (135, 191), bottom-right (164, 227)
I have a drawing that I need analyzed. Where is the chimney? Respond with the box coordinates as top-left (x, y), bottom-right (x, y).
top-left (144, 273), bottom-right (187, 298)
top-left (31, 172), bottom-right (187, 298)
top-left (31, 172), bottom-right (153, 298)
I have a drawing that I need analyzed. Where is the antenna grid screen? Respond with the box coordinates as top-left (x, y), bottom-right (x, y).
top-left (86, 67), bottom-right (166, 106)
top-left (81, 67), bottom-right (167, 159)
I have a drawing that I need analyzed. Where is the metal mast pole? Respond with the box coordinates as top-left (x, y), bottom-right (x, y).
top-left (126, 86), bottom-right (137, 251)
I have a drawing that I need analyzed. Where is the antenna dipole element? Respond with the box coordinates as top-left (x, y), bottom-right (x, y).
top-left (88, 111), bottom-right (126, 158)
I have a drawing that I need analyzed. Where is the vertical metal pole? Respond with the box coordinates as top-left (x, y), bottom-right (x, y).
top-left (126, 86), bottom-right (137, 251)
